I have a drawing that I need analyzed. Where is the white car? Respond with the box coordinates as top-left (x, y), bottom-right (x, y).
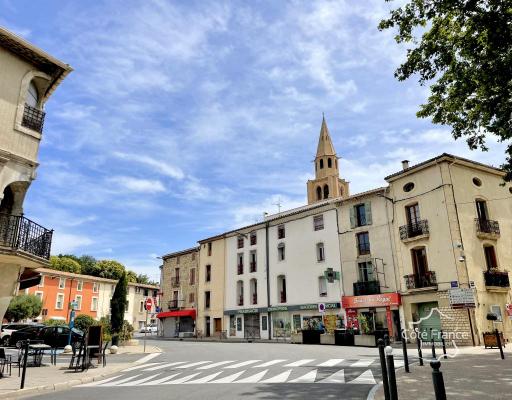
top-left (1, 323), bottom-right (41, 346)
top-left (139, 324), bottom-right (158, 333)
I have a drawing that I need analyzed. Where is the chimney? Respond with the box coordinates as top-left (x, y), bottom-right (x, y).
top-left (402, 160), bottom-right (409, 170)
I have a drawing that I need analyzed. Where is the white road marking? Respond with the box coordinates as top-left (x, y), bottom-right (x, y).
top-left (289, 369), bottom-right (317, 383)
top-left (235, 369), bottom-right (269, 383)
top-left (317, 359), bottom-right (344, 367)
top-left (78, 375), bottom-right (123, 387)
top-left (140, 374), bottom-right (180, 385)
top-left (349, 369), bottom-right (376, 385)
top-left (211, 370), bottom-right (246, 383)
top-left (99, 374), bottom-right (142, 386)
top-left (134, 353), bottom-right (161, 364)
top-left (122, 362), bottom-right (163, 372)
top-left (253, 359), bottom-right (286, 368)
top-left (319, 369), bottom-right (345, 384)
top-left (394, 360), bottom-right (405, 367)
top-left (350, 359), bottom-right (375, 367)
top-left (185, 372), bottom-right (223, 383)
top-left (122, 373), bottom-right (162, 386)
top-left (260, 369), bottom-right (293, 383)
top-left (163, 373), bottom-right (201, 384)
top-left (224, 360), bottom-right (261, 369)
top-left (175, 361), bottom-right (212, 369)
top-left (197, 360), bottom-right (235, 370)
top-left (143, 361), bottom-right (187, 371)
top-left (284, 359), bottom-right (314, 367)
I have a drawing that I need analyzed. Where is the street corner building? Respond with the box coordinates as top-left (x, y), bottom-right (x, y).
top-left (0, 26), bottom-right (72, 320)
top-left (160, 118), bottom-right (512, 347)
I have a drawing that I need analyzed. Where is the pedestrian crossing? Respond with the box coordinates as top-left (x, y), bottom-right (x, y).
top-left (79, 357), bottom-right (398, 387)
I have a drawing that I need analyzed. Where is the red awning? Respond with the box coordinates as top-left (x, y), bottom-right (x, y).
top-left (157, 309), bottom-right (196, 319)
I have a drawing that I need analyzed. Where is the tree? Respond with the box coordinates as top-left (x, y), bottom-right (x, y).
top-left (74, 314), bottom-right (95, 333)
top-left (379, 0), bottom-right (512, 180)
top-left (5, 294), bottom-right (42, 321)
top-left (49, 256), bottom-right (81, 273)
top-left (96, 260), bottom-right (126, 280)
top-left (110, 271), bottom-right (127, 344)
top-left (78, 255), bottom-right (100, 276)
top-left (126, 270), bottom-right (138, 283)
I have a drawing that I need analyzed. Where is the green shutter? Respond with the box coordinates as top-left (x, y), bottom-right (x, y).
top-left (349, 206), bottom-right (356, 228)
top-left (365, 202), bottom-right (372, 225)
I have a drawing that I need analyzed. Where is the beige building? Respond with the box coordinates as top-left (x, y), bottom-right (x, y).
top-left (197, 236), bottom-right (226, 337)
top-left (125, 282), bottom-right (160, 330)
top-left (158, 247), bottom-right (198, 337)
top-left (0, 27), bottom-right (71, 320)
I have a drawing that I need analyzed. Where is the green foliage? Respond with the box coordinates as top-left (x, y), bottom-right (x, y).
top-left (79, 255), bottom-right (100, 276)
top-left (379, 0), bottom-right (512, 181)
top-left (74, 314), bottom-right (95, 332)
top-left (98, 317), bottom-right (112, 342)
top-left (49, 256), bottom-right (82, 273)
top-left (43, 319), bottom-right (65, 326)
top-left (96, 260), bottom-right (126, 280)
top-left (110, 271), bottom-right (127, 334)
top-left (5, 295), bottom-right (42, 322)
top-left (119, 321), bottom-right (134, 342)
top-left (126, 270), bottom-right (137, 283)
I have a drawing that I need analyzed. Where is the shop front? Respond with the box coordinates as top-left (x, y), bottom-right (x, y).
top-left (157, 309), bottom-right (196, 338)
top-left (342, 292), bottom-right (401, 346)
top-left (224, 307), bottom-right (268, 339)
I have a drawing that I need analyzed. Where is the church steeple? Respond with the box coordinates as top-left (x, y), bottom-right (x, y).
top-left (306, 116), bottom-right (349, 204)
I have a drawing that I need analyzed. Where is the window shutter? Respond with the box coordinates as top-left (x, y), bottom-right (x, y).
top-left (365, 202), bottom-right (372, 225)
top-left (349, 206), bottom-right (356, 228)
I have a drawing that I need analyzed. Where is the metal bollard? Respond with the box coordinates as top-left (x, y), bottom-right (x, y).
top-left (384, 333), bottom-right (390, 346)
top-left (401, 328), bottom-right (410, 373)
top-left (20, 339), bottom-right (30, 389)
top-left (430, 360), bottom-right (447, 400)
top-left (416, 329), bottom-right (424, 366)
top-left (495, 329), bottom-right (505, 360)
top-left (378, 339), bottom-right (390, 400)
top-left (385, 345), bottom-right (398, 400)
top-left (440, 330), bottom-right (447, 359)
top-left (430, 328), bottom-right (436, 359)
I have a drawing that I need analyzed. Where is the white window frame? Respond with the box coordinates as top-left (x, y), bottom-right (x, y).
top-left (93, 282), bottom-right (99, 293)
top-left (35, 291), bottom-right (44, 301)
top-left (38, 276), bottom-right (44, 288)
top-left (55, 293), bottom-right (65, 310)
top-left (75, 295), bottom-right (82, 310)
top-left (318, 277), bottom-right (328, 297)
top-left (77, 280), bottom-right (83, 291)
top-left (313, 215), bottom-right (324, 231)
top-left (278, 243), bottom-right (285, 261)
top-left (317, 243), bottom-right (325, 262)
top-left (58, 278), bottom-right (66, 289)
top-left (490, 305), bottom-right (503, 322)
top-left (91, 297), bottom-right (98, 311)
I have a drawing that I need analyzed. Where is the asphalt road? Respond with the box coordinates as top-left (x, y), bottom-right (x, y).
top-left (26, 339), bottom-right (408, 400)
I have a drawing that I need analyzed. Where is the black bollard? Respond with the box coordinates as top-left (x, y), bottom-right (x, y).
top-left (430, 328), bottom-right (436, 359)
top-left (440, 330), bottom-right (447, 359)
top-left (430, 360), bottom-right (447, 400)
top-left (416, 329), bottom-right (424, 366)
top-left (385, 346), bottom-right (398, 400)
top-left (495, 329), bottom-right (505, 360)
top-left (378, 339), bottom-right (390, 400)
top-left (401, 328), bottom-right (410, 373)
top-left (20, 339), bottom-right (30, 389)
top-left (384, 333), bottom-right (390, 346)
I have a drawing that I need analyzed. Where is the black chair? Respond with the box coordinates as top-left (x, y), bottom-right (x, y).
top-left (0, 348), bottom-right (12, 376)
top-left (97, 341), bottom-right (109, 367)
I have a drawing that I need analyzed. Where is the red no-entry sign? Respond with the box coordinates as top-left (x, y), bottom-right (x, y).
top-left (145, 298), bottom-right (153, 311)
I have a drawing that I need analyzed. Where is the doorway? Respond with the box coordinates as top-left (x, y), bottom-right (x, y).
top-left (214, 318), bottom-right (222, 334)
top-left (244, 314), bottom-right (260, 339)
top-left (418, 302), bottom-right (441, 342)
top-left (205, 316), bottom-right (211, 337)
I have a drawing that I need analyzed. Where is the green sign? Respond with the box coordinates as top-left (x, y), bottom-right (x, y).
top-left (268, 306), bottom-right (288, 312)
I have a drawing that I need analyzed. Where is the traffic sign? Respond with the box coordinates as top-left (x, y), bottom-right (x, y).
top-left (145, 297), bottom-right (153, 311)
top-left (318, 303), bottom-right (326, 313)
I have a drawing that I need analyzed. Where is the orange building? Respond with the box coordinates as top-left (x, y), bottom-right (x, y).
top-left (25, 268), bottom-right (117, 323)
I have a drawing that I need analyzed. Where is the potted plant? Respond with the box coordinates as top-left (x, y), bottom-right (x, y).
top-left (302, 319), bottom-right (321, 344)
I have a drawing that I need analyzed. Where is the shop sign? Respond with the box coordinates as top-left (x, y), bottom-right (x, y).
top-left (323, 314), bottom-right (337, 333)
top-left (342, 293), bottom-right (401, 309)
top-left (298, 304), bottom-right (318, 310)
top-left (506, 304), bottom-right (512, 319)
top-left (448, 288), bottom-right (475, 308)
top-left (268, 306), bottom-right (288, 312)
top-left (346, 309), bottom-right (359, 330)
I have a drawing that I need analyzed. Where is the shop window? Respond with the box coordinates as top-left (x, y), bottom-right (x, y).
top-left (236, 317), bottom-right (242, 331)
top-left (317, 243), bottom-right (325, 262)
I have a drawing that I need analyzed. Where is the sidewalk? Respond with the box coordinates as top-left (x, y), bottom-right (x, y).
top-left (373, 346), bottom-right (512, 399)
top-left (0, 344), bottom-right (161, 399)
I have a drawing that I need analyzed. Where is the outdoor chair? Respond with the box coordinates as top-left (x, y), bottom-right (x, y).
top-left (0, 348), bottom-right (12, 376)
top-left (97, 341), bottom-right (109, 367)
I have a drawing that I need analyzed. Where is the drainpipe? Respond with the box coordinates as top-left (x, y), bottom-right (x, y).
top-left (265, 221), bottom-right (271, 340)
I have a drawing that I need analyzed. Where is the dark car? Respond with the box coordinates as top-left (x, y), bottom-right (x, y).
top-left (8, 325), bottom-right (45, 347)
top-left (1, 323), bottom-right (41, 346)
top-left (37, 326), bottom-right (84, 348)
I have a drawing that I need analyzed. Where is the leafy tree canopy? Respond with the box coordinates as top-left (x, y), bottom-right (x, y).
top-left (5, 294), bottom-right (42, 322)
top-left (96, 259), bottom-right (126, 280)
top-left (74, 314), bottom-right (95, 332)
top-left (379, 0), bottom-right (512, 180)
top-left (49, 256), bottom-right (81, 274)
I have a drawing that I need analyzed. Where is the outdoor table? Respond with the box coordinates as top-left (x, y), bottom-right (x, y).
top-left (28, 344), bottom-right (51, 367)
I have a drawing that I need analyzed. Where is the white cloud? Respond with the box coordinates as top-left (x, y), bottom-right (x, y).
top-left (51, 232), bottom-right (94, 254)
top-left (107, 176), bottom-right (166, 193)
top-left (112, 152), bottom-right (184, 180)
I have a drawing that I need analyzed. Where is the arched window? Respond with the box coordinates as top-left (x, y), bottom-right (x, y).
top-left (323, 184), bottom-right (329, 199)
top-left (250, 278), bottom-right (257, 304)
top-left (237, 280), bottom-right (244, 306)
top-left (316, 243), bottom-right (325, 262)
top-left (27, 81), bottom-right (39, 108)
top-left (319, 159), bottom-right (324, 169)
top-left (277, 275), bottom-right (286, 303)
top-left (316, 186), bottom-right (322, 200)
top-left (328, 158), bottom-right (332, 168)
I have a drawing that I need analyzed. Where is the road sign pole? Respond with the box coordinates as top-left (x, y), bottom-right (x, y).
top-left (144, 309), bottom-right (148, 353)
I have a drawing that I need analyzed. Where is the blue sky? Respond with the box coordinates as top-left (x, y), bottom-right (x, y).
top-left (1, 0), bottom-right (507, 280)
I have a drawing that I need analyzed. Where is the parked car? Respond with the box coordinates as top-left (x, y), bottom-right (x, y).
top-left (140, 324), bottom-right (158, 333)
top-left (1, 323), bottom-right (42, 346)
top-left (8, 325), bottom-right (46, 347)
top-left (37, 326), bottom-right (84, 348)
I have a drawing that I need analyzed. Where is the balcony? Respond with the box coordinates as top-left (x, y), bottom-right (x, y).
top-left (252, 293), bottom-right (257, 305)
top-left (168, 299), bottom-right (179, 310)
top-left (484, 270), bottom-right (510, 289)
top-left (250, 262), bottom-right (256, 273)
top-left (238, 295), bottom-right (244, 306)
top-left (475, 218), bottom-right (500, 240)
top-left (237, 264), bottom-right (244, 275)
top-left (22, 104), bottom-right (45, 133)
top-left (171, 277), bottom-right (180, 287)
top-left (404, 271), bottom-right (437, 290)
top-left (0, 213), bottom-right (52, 260)
top-left (399, 220), bottom-right (429, 241)
top-left (353, 280), bottom-right (381, 296)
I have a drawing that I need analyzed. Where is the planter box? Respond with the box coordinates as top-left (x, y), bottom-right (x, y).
top-left (302, 330), bottom-right (321, 344)
top-left (320, 333), bottom-right (335, 345)
top-left (354, 334), bottom-right (377, 347)
top-left (483, 332), bottom-right (505, 348)
top-left (290, 332), bottom-right (303, 344)
top-left (334, 330), bottom-right (355, 346)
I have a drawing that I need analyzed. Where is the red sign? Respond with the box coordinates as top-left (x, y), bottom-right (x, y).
top-left (346, 309), bottom-right (359, 330)
top-left (145, 298), bottom-right (153, 311)
top-left (342, 293), bottom-right (401, 309)
top-left (506, 304), bottom-right (512, 317)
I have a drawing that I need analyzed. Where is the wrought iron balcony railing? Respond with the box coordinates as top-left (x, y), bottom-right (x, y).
top-left (475, 218), bottom-right (500, 236)
top-left (399, 220), bottom-right (429, 240)
top-left (22, 104), bottom-right (45, 133)
top-left (353, 280), bottom-right (381, 296)
top-left (0, 213), bottom-right (52, 259)
top-left (404, 271), bottom-right (437, 290)
top-left (484, 270), bottom-right (510, 288)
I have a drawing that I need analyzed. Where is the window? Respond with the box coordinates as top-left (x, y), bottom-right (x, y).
top-left (55, 293), bottom-right (64, 310)
top-left (473, 177), bottom-right (482, 187)
top-left (490, 305), bottom-right (503, 322)
top-left (316, 186), bottom-right (322, 200)
top-left (153, 290), bottom-right (158, 297)
top-left (317, 243), bottom-right (325, 262)
top-left (277, 224), bottom-right (285, 239)
top-left (237, 254), bottom-right (244, 274)
top-left (126, 300), bottom-right (129, 311)
top-left (75, 295), bottom-right (82, 310)
top-left (77, 280), bottom-right (83, 291)
top-left (411, 247), bottom-right (429, 276)
top-left (403, 182), bottom-right (415, 192)
top-left (250, 279), bottom-right (257, 305)
top-left (355, 204), bottom-right (366, 226)
top-left (406, 203), bottom-right (421, 225)
top-left (58, 278), bottom-right (66, 289)
top-left (319, 159), bottom-right (324, 169)
top-left (278, 275), bottom-right (286, 303)
top-left (175, 268), bottom-right (180, 283)
top-left (144, 288), bottom-right (149, 297)
top-left (250, 232), bottom-right (257, 245)
top-left (484, 246), bottom-right (498, 270)
top-left (207, 242), bottom-right (212, 256)
top-left (323, 184), bottom-right (329, 199)
top-left (350, 202), bottom-right (372, 228)
top-left (237, 281), bottom-right (244, 306)
top-left (357, 232), bottom-right (370, 255)
top-left (358, 261), bottom-right (375, 282)
top-left (139, 301), bottom-right (144, 313)
top-left (262, 315), bottom-right (268, 331)
top-left (189, 293), bottom-right (195, 303)
top-left (328, 158), bottom-right (332, 168)
top-left (318, 277), bottom-right (327, 297)
top-left (38, 276), bottom-right (44, 288)
top-left (206, 265), bottom-right (211, 281)
top-left (476, 199), bottom-right (489, 221)
top-left (35, 291), bottom-right (43, 301)
top-left (173, 290), bottom-right (179, 300)
top-left (250, 251), bottom-right (257, 272)
top-left (237, 236), bottom-right (244, 249)
top-left (190, 268), bottom-right (196, 284)
top-left (313, 215), bottom-right (324, 231)
top-left (278, 243), bottom-right (285, 261)
top-left (205, 291), bottom-right (211, 308)
top-left (91, 297), bottom-right (98, 311)
top-left (135, 287), bottom-right (141, 294)
top-left (191, 252), bottom-right (196, 261)
top-left (237, 317), bottom-right (242, 331)
top-left (27, 82), bottom-right (39, 107)
top-left (93, 282), bottom-right (99, 293)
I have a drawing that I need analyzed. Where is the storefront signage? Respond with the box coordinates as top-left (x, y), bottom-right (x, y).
top-left (342, 293), bottom-right (401, 309)
top-left (448, 288), bottom-right (475, 308)
top-left (450, 281), bottom-right (459, 288)
top-left (223, 307), bottom-right (266, 315)
top-left (268, 306), bottom-right (289, 312)
top-left (225, 302), bottom-right (342, 315)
